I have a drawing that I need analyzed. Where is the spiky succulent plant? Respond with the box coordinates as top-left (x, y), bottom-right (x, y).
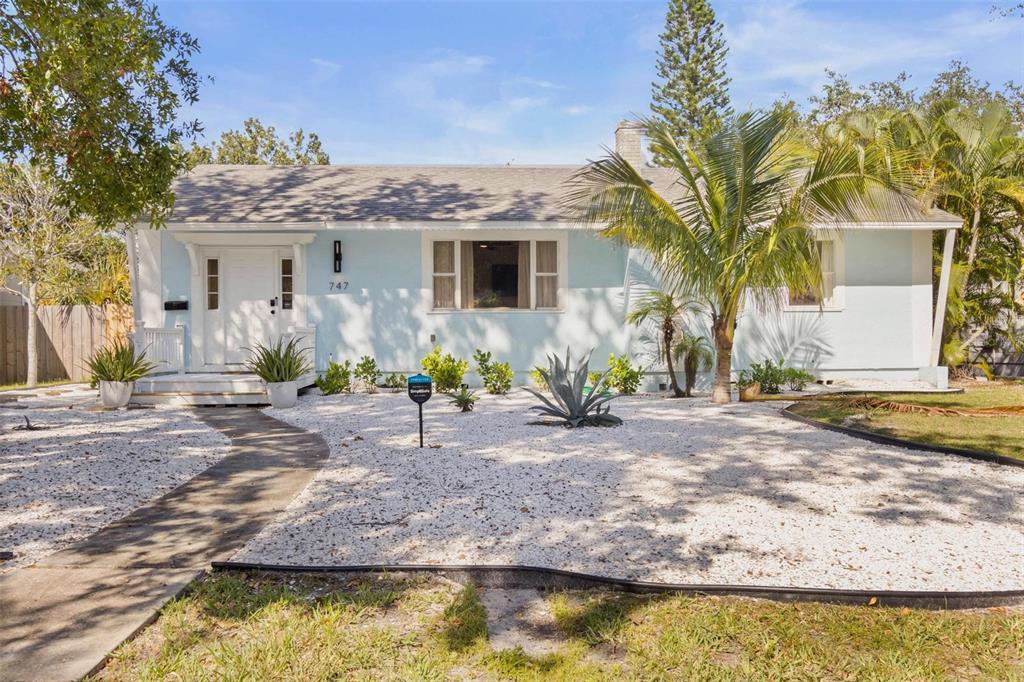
top-left (523, 348), bottom-right (623, 427)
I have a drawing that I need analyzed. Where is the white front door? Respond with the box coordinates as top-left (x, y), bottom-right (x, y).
top-left (219, 249), bottom-right (279, 365)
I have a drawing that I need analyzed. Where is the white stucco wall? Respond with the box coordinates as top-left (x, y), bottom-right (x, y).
top-left (136, 225), bottom-right (935, 383)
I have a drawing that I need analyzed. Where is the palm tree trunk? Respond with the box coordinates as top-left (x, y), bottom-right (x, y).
top-left (664, 324), bottom-right (683, 397)
top-left (25, 282), bottom-right (38, 388)
top-left (684, 356), bottom-right (696, 397)
top-left (711, 317), bottom-right (733, 404)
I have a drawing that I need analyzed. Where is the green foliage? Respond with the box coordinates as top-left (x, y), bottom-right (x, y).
top-left (528, 366), bottom-right (547, 391)
top-left (37, 232), bottom-right (130, 305)
top-left (749, 359), bottom-right (787, 394)
top-left (673, 332), bottom-right (714, 397)
top-left (473, 349), bottom-right (513, 394)
top-left (587, 370), bottom-right (603, 387)
top-left (449, 387), bottom-right (479, 412)
top-left (185, 117), bottom-right (330, 168)
top-left (524, 348), bottom-right (623, 428)
top-left (736, 369), bottom-right (755, 389)
top-left (383, 373), bottom-right (405, 390)
top-left (784, 367), bottom-right (816, 391)
top-left (0, 0), bottom-right (202, 226)
top-left (605, 353), bottom-right (644, 395)
top-left (421, 346), bottom-right (468, 393)
top-left (627, 290), bottom-right (702, 397)
top-left (566, 111), bottom-right (909, 402)
top-left (650, 0), bottom-right (732, 148)
top-left (316, 360), bottom-right (351, 395)
top-left (245, 338), bottom-right (312, 384)
top-left (353, 355), bottom-right (381, 393)
top-left (86, 340), bottom-right (157, 383)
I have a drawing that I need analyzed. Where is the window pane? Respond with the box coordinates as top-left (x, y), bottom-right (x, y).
top-left (282, 258), bottom-right (293, 276)
top-left (433, 275), bottom-right (455, 308)
top-left (536, 241), bottom-right (557, 273)
top-left (460, 241), bottom-right (474, 309)
top-left (282, 293), bottom-right (293, 310)
top-left (208, 293), bottom-right (218, 310)
top-left (282, 277), bottom-right (292, 293)
top-left (536, 274), bottom-right (558, 308)
top-left (433, 241), bottom-right (455, 274)
top-left (471, 241), bottom-right (520, 308)
top-left (207, 258), bottom-right (218, 276)
top-left (207, 275), bottom-right (218, 294)
top-left (518, 241), bottom-right (530, 309)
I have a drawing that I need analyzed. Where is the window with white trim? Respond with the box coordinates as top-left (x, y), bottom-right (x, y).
top-left (788, 240), bottom-right (836, 307)
top-left (281, 258), bottom-right (293, 310)
top-left (206, 258), bottom-right (219, 310)
top-left (430, 239), bottom-right (561, 310)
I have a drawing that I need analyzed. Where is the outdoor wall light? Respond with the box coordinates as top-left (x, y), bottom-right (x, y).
top-left (333, 240), bottom-right (343, 273)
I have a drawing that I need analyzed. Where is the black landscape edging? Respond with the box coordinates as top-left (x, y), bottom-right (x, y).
top-left (211, 561), bottom-right (1024, 610)
top-left (781, 405), bottom-right (1023, 468)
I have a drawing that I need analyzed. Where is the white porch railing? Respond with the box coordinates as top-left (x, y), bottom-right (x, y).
top-left (285, 325), bottom-right (317, 371)
top-left (137, 324), bottom-right (186, 374)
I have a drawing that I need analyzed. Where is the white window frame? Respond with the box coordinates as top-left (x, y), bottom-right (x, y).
top-left (784, 235), bottom-right (845, 312)
top-left (421, 229), bottom-right (568, 313)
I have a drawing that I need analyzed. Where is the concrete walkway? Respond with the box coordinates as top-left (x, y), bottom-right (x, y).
top-left (0, 409), bottom-right (327, 682)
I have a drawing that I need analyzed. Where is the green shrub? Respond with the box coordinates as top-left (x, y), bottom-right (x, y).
top-left (245, 337), bottom-right (312, 384)
top-left (449, 386), bottom-right (479, 412)
top-left (473, 349), bottom-right (513, 394)
top-left (354, 355), bottom-right (381, 393)
top-left (784, 366), bottom-right (816, 391)
top-left (421, 346), bottom-right (468, 393)
top-left (749, 359), bottom-right (786, 394)
top-left (86, 340), bottom-right (157, 383)
top-left (736, 369), bottom-right (755, 388)
top-left (383, 373), bottom-right (405, 389)
top-left (529, 366), bottom-right (547, 392)
top-left (606, 353), bottom-right (644, 395)
top-left (587, 370), bottom-right (603, 387)
top-left (316, 359), bottom-right (351, 395)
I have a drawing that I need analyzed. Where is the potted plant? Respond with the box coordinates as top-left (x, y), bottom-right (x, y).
top-left (737, 370), bottom-right (761, 402)
top-left (245, 337), bottom-right (312, 409)
top-left (86, 340), bottom-right (157, 408)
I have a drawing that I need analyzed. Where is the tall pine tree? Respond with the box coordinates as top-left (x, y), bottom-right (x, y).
top-left (651, 0), bottom-right (732, 157)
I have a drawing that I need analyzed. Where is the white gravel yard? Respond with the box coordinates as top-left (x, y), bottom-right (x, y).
top-left (0, 400), bottom-right (230, 571)
top-left (236, 391), bottom-right (1024, 591)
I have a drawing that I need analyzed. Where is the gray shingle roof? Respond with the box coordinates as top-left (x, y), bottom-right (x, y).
top-left (167, 163), bottom-right (961, 225)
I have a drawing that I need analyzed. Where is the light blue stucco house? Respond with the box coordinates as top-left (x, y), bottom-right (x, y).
top-left (128, 122), bottom-right (961, 403)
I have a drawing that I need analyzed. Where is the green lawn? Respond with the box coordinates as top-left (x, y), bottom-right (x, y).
top-left (789, 381), bottom-right (1024, 461)
top-left (0, 378), bottom-right (75, 392)
top-left (93, 571), bottom-right (1024, 681)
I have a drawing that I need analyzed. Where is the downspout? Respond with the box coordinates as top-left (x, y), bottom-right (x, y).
top-left (930, 227), bottom-right (957, 366)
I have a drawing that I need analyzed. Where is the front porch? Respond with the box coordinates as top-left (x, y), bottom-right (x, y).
top-left (132, 371), bottom-right (318, 406)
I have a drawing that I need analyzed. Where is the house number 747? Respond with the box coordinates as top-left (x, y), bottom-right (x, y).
top-left (330, 281), bottom-right (349, 291)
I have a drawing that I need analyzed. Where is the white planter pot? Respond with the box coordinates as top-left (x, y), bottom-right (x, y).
top-left (266, 381), bottom-right (298, 409)
top-left (99, 380), bottom-right (134, 408)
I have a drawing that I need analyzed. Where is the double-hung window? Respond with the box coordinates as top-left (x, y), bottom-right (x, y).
top-left (788, 239), bottom-right (838, 308)
top-left (430, 238), bottom-right (561, 310)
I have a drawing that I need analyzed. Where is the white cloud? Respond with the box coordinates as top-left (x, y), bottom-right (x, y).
top-left (511, 76), bottom-right (565, 90)
top-left (562, 104), bottom-right (593, 116)
top-left (394, 50), bottom-right (547, 135)
top-left (724, 0), bottom-right (1022, 107)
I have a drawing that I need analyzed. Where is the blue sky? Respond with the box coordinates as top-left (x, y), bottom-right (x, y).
top-left (158, 0), bottom-right (1024, 164)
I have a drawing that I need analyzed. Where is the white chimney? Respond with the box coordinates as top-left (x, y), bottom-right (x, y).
top-left (614, 120), bottom-right (645, 168)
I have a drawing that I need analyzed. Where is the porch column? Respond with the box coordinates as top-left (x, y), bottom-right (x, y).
top-left (126, 227), bottom-right (146, 349)
top-left (184, 242), bottom-right (203, 371)
top-left (292, 241), bottom-right (308, 326)
top-left (930, 227), bottom-right (957, 366)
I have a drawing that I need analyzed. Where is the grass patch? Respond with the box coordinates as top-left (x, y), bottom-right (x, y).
top-left (92, 571), bottom-right (1024, 681)
top-left (0, 378), bottom-right (75, 392)
top-left (790, 381), bottom-right (1024, 461)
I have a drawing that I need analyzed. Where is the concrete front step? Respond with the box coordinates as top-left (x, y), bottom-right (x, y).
top-left (132, 372), bottom-right (317, 406)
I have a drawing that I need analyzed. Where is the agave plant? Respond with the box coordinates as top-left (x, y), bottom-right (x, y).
top-left (86, 340), bottom-right (158, 383)
top-left (245, 337), bottom-right (312, 383)
top-left (524, 348), bottom-right (622, 427)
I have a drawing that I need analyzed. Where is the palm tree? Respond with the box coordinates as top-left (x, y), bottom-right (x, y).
top-left (626, 290), bottom-right (700, 397)
top-left (672, 332), bottom-right (713, 397)
top-left (565, 111), bottom-right (912, 402)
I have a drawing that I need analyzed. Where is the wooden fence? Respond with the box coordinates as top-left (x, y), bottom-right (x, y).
top-left (0, 304), bottom-right (132, 384)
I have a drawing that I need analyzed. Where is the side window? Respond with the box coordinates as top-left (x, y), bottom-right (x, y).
top-left (788, 240), bottom-right (836, 307)
top-left (281, 258), bottom-right (293, 309)
top-left (535, 241), bottom-right (558, 309)
top-left (206, 258), bottom-right (219, 310)
top-left (432, 241), bottom-right (456, 309)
